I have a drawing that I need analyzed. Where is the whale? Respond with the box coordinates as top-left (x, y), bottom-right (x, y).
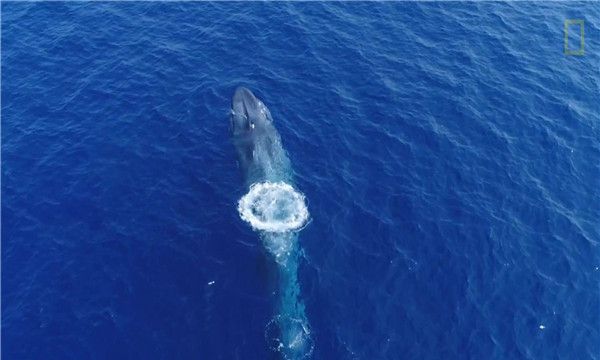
top-left (231, 87), bottom-right (313, 359)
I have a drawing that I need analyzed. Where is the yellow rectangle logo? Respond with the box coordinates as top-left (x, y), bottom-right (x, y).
top-left (564, 19), bottom-right (585, 56)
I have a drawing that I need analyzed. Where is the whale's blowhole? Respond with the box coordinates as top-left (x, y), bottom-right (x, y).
top-left (238, 182), bottom-right (309, 233)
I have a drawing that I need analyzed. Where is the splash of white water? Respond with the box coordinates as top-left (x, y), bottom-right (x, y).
top-left (238, 182), bottom-right (309, 233)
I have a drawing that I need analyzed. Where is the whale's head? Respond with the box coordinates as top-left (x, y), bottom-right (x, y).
top-left (231, 87), bottom-right (273, 136)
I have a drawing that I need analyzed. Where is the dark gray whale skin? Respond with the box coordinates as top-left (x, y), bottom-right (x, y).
top-left (230, 87), bottom-right (291, 187)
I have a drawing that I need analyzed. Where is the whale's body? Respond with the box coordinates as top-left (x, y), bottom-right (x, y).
top-left (231, 87), bottom-right (312, 359)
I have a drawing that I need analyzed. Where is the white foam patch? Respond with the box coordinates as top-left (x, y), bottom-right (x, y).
top-left (238, 182), bottom-right (309, 233)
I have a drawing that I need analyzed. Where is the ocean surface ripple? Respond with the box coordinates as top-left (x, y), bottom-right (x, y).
top-left (2, 2), bottom-right (599, 359)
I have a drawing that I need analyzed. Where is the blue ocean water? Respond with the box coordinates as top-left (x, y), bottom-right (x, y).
top-left (2, 2), bottom-right (599, 359)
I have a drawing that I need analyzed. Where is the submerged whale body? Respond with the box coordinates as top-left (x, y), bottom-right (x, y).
top-left (231, 87), bottom-right (313, 359)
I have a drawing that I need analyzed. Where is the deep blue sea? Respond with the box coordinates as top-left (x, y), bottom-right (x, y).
top-left (2, 2), bottom-right (599, 359)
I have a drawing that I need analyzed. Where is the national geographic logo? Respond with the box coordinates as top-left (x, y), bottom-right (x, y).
top-left (564, 19), bottom-right (585, 56)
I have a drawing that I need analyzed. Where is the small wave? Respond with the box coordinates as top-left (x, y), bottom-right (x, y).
top-left (238, 182), bottom-right (309, 233)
